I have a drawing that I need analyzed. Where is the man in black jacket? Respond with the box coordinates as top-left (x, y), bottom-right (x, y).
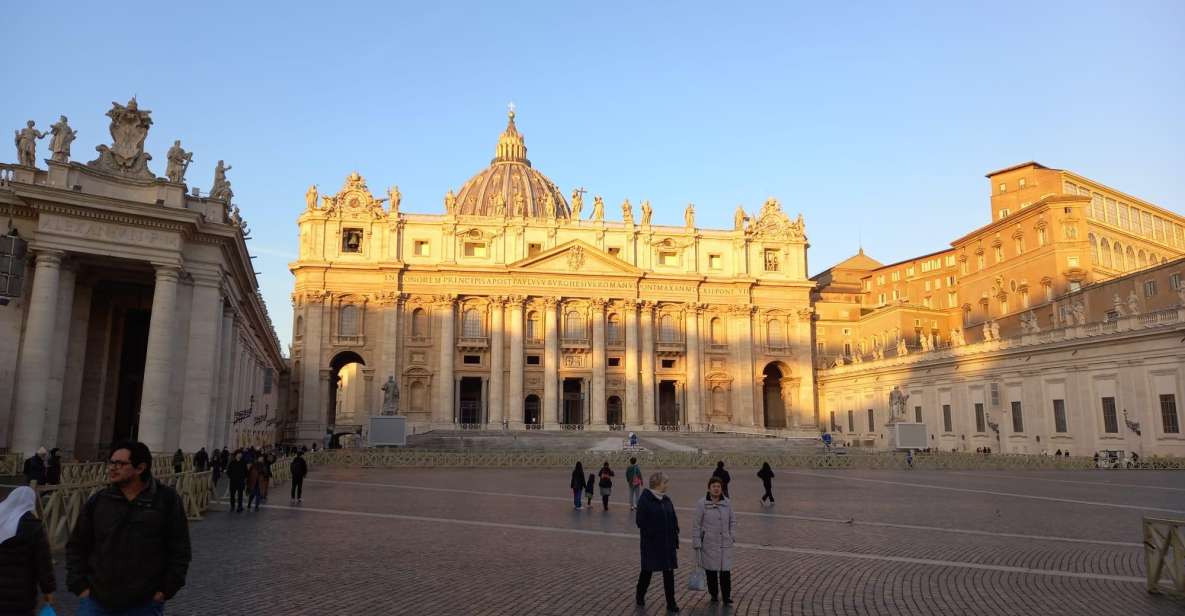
top-left (22, 447), bottom-right (47, 485)
top-left (290, 451), bottom-right (308, 502)
top-left (66, 440), bottom-right (192, 615)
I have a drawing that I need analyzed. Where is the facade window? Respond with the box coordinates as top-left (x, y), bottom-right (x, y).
top-left (463, 355), bottom-right (480, 365)
top-left (413, 240), bottom-right (430, 256)
top-left (659, 251), bottom-right (678, 266)
top-left (1119, 205), bottom-right (1130, 230)
top-left (1144, 280), bottom-right (1158, 298)
top-left (463, 242), bottom-right (486, 257)
top-left (659, 314), bottom-right (679, 342)
top-left (867, 409), bottom-right (875, 432)
top-left (564, 311), bottom-right (585, 340)
top-left (608, 357), bottom-right (621, 367)
top-left (1141, 211), bottom-right (1154, 237)
top-left (1018, 178), bottom-right (1026, 188)
top-left (830, 411), bottom-right (837, 432)
top-left (763, 250), bottom-right (779, 272)
top-left (1161, 394), bottom-right (1180, 433)
top-left (462, 308), bottom-right (483, 337)
top-left (710, 317), bottom-right (725, 345)
top-left (974, 403), bottom-right (986, 433)
top-left (878, 293), bottom-right (886, 305)
top-left (891, 271), bottom-right (900, 282)
top-left (960, 260), bottom-right (969, 275)
top-left (924, 280), bottom-right (931, 292)
top-left (816, 341), bottom-right (825, 355)
top-left (999, 183), bottom-right (1006, 193)
top-left (1170, 273), bottom-right (1181, 290)
top-left (999, 209), bottom-right (1010, 220)
top-left (922, 297), bottom-right (931, 308)
top-left (877, 274), bottom-right (885, 285)
top-left (847, 410), bottom-right (855, 432)
top-left (1052, 399), bottom-right (1068, 433)
top-left (1064, 224), bottom-right (1077, 240)
top-left (1010, 401), bottom-right (1023, 432)
top-left (942, 404), bottom-right (952, 432)
top-left (1101, 397), bottom-right (1118, 434)
top-left (767, 319), bottom-right (784, 346)
top-left (263, 368), bottom-right (273, 394)
top-left (527, 243), bottom-right (542, 257)
top-left (914, 406), bottom-right (922, 423)
top-left (1069, 281), bottom-right (1081, 292)
top-left (607, 314), bottom-right (623, 343)
top-left (1037, 228), bottom-right (1047, 246)
top-left (947, 292), bottom-right (957, 308)
top-left (1088, 234), bottom-right (1099, 263)
top-left (1016, 237), bottom-right (1025, 255)
top-left (907, 266), bottom-right (916, 277)
top-left (339, 305), bottom-right (359, 336)
top-left (708, 253), bottom-right (722, 269)
top-left (526, 311), bottom-right (540, 341)
top-left (342, 228), bottom-right (363, 253)
top-left (1091, 193), bottom-right (1104, 220)
top-left (526, 355), bottom-right (540, 365)
top-left (976, 254), bottom-right (985, 271)
top-left (411, 308), bottom-right (428, 337)
top-left (661, 359), bottom-right (676, 369)
top-left (608, 247), bottom-right (622, 258)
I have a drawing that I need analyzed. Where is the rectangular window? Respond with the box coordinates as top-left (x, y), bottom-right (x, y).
top-left (661, 359), bottom-right (675, 369)
top-left (1154, 217), bottom-right (1166, 242)
top-left (659, 251), bottom-right (678, 266)
top-left (1091, 193), bottom-right (1104, 220)
top-left (907, 266), bottom-right (916, 277)
top-left (1010, 401), bottom-right (1023, 433)
top-left (891, 271), bottom-right (900, 282)
top-left (607, 357), bottom-right (621, 367)
top-left (994, 246), bottom-right (1004, 262)
top-left (463, 355), bottom-right (481, 365)
top-left (948, 292), bottom-right (957, 308)
top-left (463, 242), bottom-right (486, 257)
top-left (816, 341), bottom-right (824, 355)
top-left (977, 254), bottom-right (985, 270)
top-left (867, 409), bottom-right (875, 432)
top-left (1118, 204), bottom-right (1130, 230)
top-left (1171, 273), bottom-right (1182, 290)
top-left (924, 280), bottom-right (931, 291)
top-left (1067, 255), bottom-right (1079, 267)
top-left (1037, 228), bottom-right (1047, 246)
top-left (830, 411), bottom-right (837, 432)
top-left (413, 240), bottom-right (430, 256)
top-left (914, 405), bottom-right (922, 423)
top-left (1142, 211), bottom-right (1154, 237)
top-left (1105, 198), bottom-right (1117, 225)
top-left (847, 410), bottom-right (855, 432)
top-left (708, 253), bottom-right (722, 269)
top-left (974, 403), bottom-right (986, 433)
top-left (942, 404), bottom-right (952, 432)
top-left (1101, 396), bottom-right (1118, 433)
top-left (1161, 394), bottom-right (1180, 433)
top-left (1053, 399), bottom-right (1068, 433)
top-left (527, 243), bottom-right (543, 257)
top-left (608, 247), bottom-right (622, 258)
top-left (1144, 280), bottom-right (1157, 298)
top-left (526, 355), bottom-right (540, 365)
top-left (263, 368), bottom-right (273, 394)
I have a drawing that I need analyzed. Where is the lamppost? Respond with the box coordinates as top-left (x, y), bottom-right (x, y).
top-left (0, 225), bottom-right (28, 307)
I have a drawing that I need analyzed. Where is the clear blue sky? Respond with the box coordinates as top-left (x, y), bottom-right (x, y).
top-left (5, 2), bottom-right (1183, 350)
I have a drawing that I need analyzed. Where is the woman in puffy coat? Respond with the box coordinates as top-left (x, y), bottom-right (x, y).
top-left (0, 486), bottom-right (55, 615)
top-left (692, 476), bottom-right (737, 604)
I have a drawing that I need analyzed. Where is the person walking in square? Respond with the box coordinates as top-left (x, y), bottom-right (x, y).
top-left (246, 457), bottom-right (263, 511)
top-left (66, 440), bottom-right (192, 615)
top-left (585, 472), bottom-right (596, 509)
top-left (193, 448), bottom-right (209, 473)
top-left (711, 461), bottom-right (731, 499)
top-left (598, 462), bottom-right (615, 511)
top-left (226, 451), bottom-right (248, 513)
top-left (693, 476), bottom-right (736, 604)
top-left (171, 449), bottom-right (184, 475)
top-left (625, 457), bottom-right (643, 511)
top-left (259, 454), bottom-right (273, 502)
top-left (0, 486), bottom-right (56, 616)
top-left (635, 471), bottom-right (680, 612)
top-left (569, 462), bottom-right (585, 510)
top-left (22, 448), bottom-right (47, 486)
top-left (757, 462), bottom-right (775, 506)
top-left (290, 451), bottom-right (308, 503)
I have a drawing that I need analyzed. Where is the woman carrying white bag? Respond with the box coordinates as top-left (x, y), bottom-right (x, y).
top-left (691, 476), bottom-right (737, 604)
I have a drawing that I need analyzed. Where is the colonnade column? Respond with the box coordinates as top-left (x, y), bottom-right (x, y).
top-left (685, 304), bottom-right (703, 427)
top-left (435, 296), bottom-right (455, 425)
top-left (12, 249), bottom-right (65, 456)
top-left (731, 306), bottom-right (756, 427)
top-left (180, 273), bottom-right (224, 450)
top-left (299, 294), bottom-right (326, 437)
top-left (214, 306), bottom-right (235, 447)
top-left (640, 301), bottom-right (656, 429)
top-left (138, 263), bottom-right (181, 452)
top-left (591, 299), bottom-right (607, 426)
top-left (507, 296), bottom-right (525, 427)
top-left (624, 300), bottom-right (640, 426)
top-left (44, 262), bottom-right (77, 448)
top-left (488, 297), bottom-right (506, 427)
top-left (543, 298), bottom-right (559, 425)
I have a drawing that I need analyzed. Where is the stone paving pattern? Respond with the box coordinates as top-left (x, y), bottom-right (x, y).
top-left (32, 466), bottom-right (1185, 615)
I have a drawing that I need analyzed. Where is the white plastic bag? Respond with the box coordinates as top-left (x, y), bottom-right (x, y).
top-left (687, 566), bottom-right (707, 591)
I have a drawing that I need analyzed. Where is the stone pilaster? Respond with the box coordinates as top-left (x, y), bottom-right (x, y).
top-left (591, 298), bottom-right (607, 426)
top-left (507, 296), bottom-right (525, 427)
top-left (213, 305), bottom-right (234, 447)
top-left (685, 304), bottom-right (703, 427)
top-left (139, 264), bottom-right (181, 452)
top-left (731, 305), bottom-right (756, 427)
top-left (543, 297), bottom-right (559, 425)
top-left (640, 301), bottom-right (656, 429)
top-left (624, 300), bottom-right (640, 427)
top-left (488, 296), bottom-right (506, 427)
top-left (180, 273), bottom-right (224, 450)
top-left (435, 295), bottom-right (456, 424)
top-left (12, 249), bottom-right (65, 456)
top-left (299, 292), bottom-right (326, 438)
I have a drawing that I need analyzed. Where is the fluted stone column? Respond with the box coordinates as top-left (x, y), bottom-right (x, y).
top-left (435, 297), bottom-right (455, 425)
top-left (543, 298), bottom-right (559, 425)
top-left (685, 305), bottom-right (703, 427)
top-left (213, 306), bottom-right (235, 446)
top-left (591, 299), bottom-right (607, 427)
top-left (180, 274), bottom-right (224, 450)
top-left (507, 297), bottom-right (525, 427)
top-left (640, 301), bottom-right (656, 428)
top-left (139, 264), bottom-right (181, 452)
top-left (44, 263), bottom-right (77, 448)
top-left (731, 306), bottom-right (756, 427)
top-left (488, 297), bottom-right (506, 427)
top-left (624, 300), bottom-right (640, 426)
top-left (12, 249), bottom-right (65, 456)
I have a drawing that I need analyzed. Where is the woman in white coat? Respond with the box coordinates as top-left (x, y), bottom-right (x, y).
top-left (692, 476), bottom-right (736, 603)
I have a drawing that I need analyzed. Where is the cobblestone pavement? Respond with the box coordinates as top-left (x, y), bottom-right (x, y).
top-left (40, 467), bottom-right (1185, 615)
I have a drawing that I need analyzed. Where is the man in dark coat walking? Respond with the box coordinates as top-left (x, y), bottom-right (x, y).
top-left (225, 451), bottom-right (248, 513)
top-left (290, 451), bottom-right (308, 503)
top-left (193, 448), bottom-right (209, 473)
top-left (66, 440), bottom-right (191, 614)
top-left (711, 461), bottom-right (732, 498)
top-left (636, 471), bottom-right (680, 612)
top-left (22, 448), bottom-right (48, 486)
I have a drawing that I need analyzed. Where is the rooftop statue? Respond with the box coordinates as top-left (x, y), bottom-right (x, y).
top-left (14, 120), bottom-right (47, 167)
top-left (622, 198), bottom-right (633, 224)
top-left (591, 196), bottom-right (604, 222)
top-left (164, 140), bottom-right (193, 184)
top-left (444, 189), bottom-right (457, 215)
top-left (48, 116), bottom-right (77, 163)
top-left (388, 185), bottom-right (401, 214)
top-left (684, 203), bottom-right (695, 228)
top-left (89, 98), bottom-right (155, 178)
top-left (544, 191), bottom-right (556, 218)
top-left (540, 193), bottom-right (553, 218)
top-left (733, 205), bottom-right (747, 231)
top-left (571, 188), bottom-right (584, 219)
top-left (306, 185), bottom-right (318, 211)
top-left (640, 200), bottom-right (653, 226)
top-left (209, 160), bottom-right (233, 202)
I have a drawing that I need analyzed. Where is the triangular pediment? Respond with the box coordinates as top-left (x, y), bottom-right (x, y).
top-left (510, 240), bottom-right (641, 275)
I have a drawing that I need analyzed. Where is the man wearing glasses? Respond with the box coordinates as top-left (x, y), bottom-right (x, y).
top-left (66, 440), bottom-right (192, 615)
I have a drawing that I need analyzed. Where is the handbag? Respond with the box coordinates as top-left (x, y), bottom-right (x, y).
top-left (687, 566), bottom-right (707, 591)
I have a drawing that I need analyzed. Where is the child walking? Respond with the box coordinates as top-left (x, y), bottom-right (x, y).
top-left (585, 472), bottom-right (596, 508)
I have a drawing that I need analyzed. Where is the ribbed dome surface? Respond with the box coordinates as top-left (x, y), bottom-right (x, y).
top-left (452, 110), bottom-right (571, 218)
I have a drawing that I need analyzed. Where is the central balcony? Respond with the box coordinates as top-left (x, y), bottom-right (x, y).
top-left (656, 339), bottom-right (685, 355)
top-left (456, 336), bottom-right (489, 351)
top-left (560, 337), bottom-right (590, 351)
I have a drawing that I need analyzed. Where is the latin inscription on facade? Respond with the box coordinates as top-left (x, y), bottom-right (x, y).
top-left (40, 214), bottom-right (180, 250)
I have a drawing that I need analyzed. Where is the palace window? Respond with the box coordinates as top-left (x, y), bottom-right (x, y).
top-left (948, 292), bottom-right (957, 308)
top-left (607, 314), bottom-right (623, 344)
top-left (342, 229), bottom-right (363, 253)
top-left (463, 355), bottom-right (480, 365)
top-left (1067, 255), bottom-right (1079, 268)
top-left (914, 406), bottom-right (922, 423)
top-left (1052, 399), bottom-right (1068, 433)
top-left (763, 249), bottom-right (779, 272)
top-left (847, 410), bottom-right (855, 432)
top-left (867, 409), bottom-right (875, 432)
top-left (608, 246), bottom-right (622, 258)
top-left (1170, 273), bottom-right (1181, 290)
top-left (907, 266), bottom-right (916, 277)
top-left (411, 308), bottom-right (428, 337)
top-left (526, 311), bottom-right (540, 341)
top-left (1118, 204), bottom-right (1130, 230)
top-left (661, 359), bottom-right (676, 369)
top-left (1037, 227), bottom-right (1047, 246)
top-left (709, 253), bottom-right (722, 270)
top-left (767, 320), bottom-right (784, 346)
top-left (463, 242), bottom-right (487, 258)
top-left (891, 271), bottom-right (900, 282)
top-left (710, 317), bottom-right (725, 345)
top-left (974, 403), bottom-right (986, 433)
top-left (413, 240), bottom-right (430, 257)
top-left (999, 209), bottom-right (1010, 220)
top-left (1064, 224), bottom-right (1077, 240)
top-left (994, 246), bottom-right (1004, 263)
top-left (339, 305), bottom-right (360, 336)
top-left (608, 357), bottom-right (621, 367)
top-left (659, 314), bottom-right (679, 342)
top-left (564, 311), bottom-right (585, 340)
top-left (976, 254), bottom-right (985, 271)
top-left (942, 404), bottom-right (952, 432)
top-left (1011, 401), bottom-right (1023, 433)
top-left (1161, 394), bottom-right (1180, 433)
top-left (1018, 178), bottom-right (1026, 188)
top-left (659, 251), bottom-right (679, 266)
top-left (1101, 397), bottom-right (1118, 434)
top-left (526, 355), bottom-right (540, 365)
top-left (999, 183), bottom-right (1007, 193)
top-left (1144, 280), bottom-right (1158, 297)
top-left (462, 308), bottom-right (483, 337)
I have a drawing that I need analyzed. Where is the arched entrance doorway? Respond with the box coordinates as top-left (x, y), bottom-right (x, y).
top-left (524, 394), bottom-right (541, 426)
top-left (328, 351), bottom-right (366, 445)
top-left (607, 396), bottom-right (623, 426)
top-left (762, 363), bottom-right (788, 429)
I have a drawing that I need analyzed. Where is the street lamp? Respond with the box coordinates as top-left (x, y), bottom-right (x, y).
top-left (0, 225), bottom-right (28, 306)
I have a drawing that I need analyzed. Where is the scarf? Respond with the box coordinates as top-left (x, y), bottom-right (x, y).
top-left (0, 486), bottom-right (36, 543)
top-left (648, 489), bottom-right (666, 500)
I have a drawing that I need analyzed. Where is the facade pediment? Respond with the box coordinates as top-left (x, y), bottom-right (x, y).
top-left (509, 240), bottom-right (641, 275)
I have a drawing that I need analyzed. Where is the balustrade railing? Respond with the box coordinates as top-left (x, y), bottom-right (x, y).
top-left (1143, 517), bottom-right (1185, 596)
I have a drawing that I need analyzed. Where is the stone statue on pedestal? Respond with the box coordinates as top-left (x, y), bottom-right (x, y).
top-left (210, 160), bottom-right (233, 202)
top-left (14, 121), bottom-right (47, 167)
top-left (444, 189), bottom-right (457, 215)
top-left (571, 188), bottom-right (584, 219)
top-left (164, 140), bottom-right (193, 184)
top-left (896, 338), bottom-right (907, 356)
top-left (640, 200), bottom-right (653, 226)
top-left (990, 320), bottom-right (1000, 340)
top-left (48, 116), bottom-right (77, 163)
top-left (734, 206), bottom-right (747, 231)
top-left (622, 199), bottom-right (633, 224)
top-left (388, 185), bottom-right (401, 214)
top-left (1071, 301), bottom-right (1087, 325)
top-left (306, 185), bottom-right (319, 211)
top-left (591, 196), bottom-right (604, 222)
top-left (381, 376), bottom-right (400, 416)
top-left (1127, 289), bottom-right (1141, 316)
top-left (89, 98), bottom-right (155, 178)
top-left (684, 203), bottom-right (696, 228)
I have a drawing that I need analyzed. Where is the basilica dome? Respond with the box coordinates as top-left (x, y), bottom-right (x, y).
top-left (450, 110), bottom-right (571, 218)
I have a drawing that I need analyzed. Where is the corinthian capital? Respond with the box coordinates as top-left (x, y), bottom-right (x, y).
top-left (590, 298), bottom-right (608, 310)
top-left (543, 297), bottom-right (560, 309)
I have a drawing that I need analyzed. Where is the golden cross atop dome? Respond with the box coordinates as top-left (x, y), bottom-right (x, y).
top-left (507, 101), bottom-right (516, 120)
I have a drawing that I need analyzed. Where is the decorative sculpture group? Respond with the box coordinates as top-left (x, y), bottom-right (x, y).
top-left (89, 98), bottom-right (155, 179)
